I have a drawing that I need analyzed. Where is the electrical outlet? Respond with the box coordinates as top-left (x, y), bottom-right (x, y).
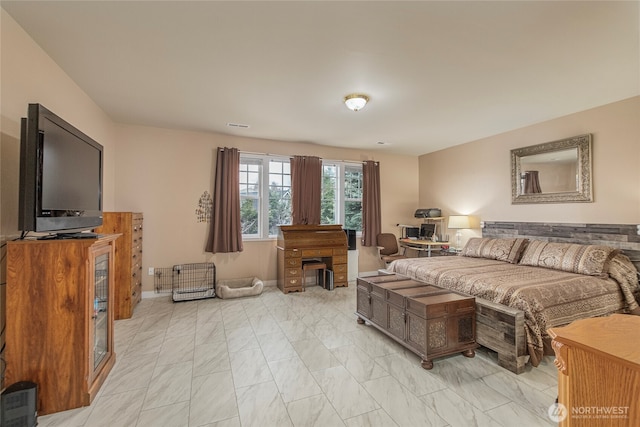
top-left (148, 267), bottom-right (154, 276)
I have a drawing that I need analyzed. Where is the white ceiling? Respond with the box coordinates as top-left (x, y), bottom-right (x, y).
top-left (3, 1), bottom-right (639, 156)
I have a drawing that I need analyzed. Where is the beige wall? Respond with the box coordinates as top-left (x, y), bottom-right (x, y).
top-left (0, 10), bottom-right (120, 388)
top-left (3, 4), bottom-right (638, 346)
top-left (1, 11), bottom-right (118, 215)
top-left (419, 96), bottom-right (640, 245)
top-left (0, 7), bottom-right (419, 334)
top-left (114, 124), bottom-right (419, 291)
top-left (0, 8), bottom-right (419, 300)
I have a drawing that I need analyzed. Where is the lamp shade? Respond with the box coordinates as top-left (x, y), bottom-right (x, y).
top-left (344, 94), bottom-right (369, 111)
top-left (448, 215), bottom-right (470, 229)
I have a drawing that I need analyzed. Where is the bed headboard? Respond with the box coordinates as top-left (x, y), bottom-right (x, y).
top-left (482, 222), bottom-right (640, 272)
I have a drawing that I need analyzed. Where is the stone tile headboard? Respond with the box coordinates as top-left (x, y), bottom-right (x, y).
top-left (482, 221), bottom-right (640, 272)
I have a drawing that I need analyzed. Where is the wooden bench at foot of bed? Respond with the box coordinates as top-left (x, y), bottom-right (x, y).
top-left (475, 297), bottom-right (528, 374)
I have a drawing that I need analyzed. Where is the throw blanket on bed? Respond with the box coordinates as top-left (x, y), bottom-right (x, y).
top-left (388, 254), bottom-right (640, 366)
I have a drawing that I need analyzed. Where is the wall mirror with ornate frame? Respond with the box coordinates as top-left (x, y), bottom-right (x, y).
top-left (511, 134), bottom-right (593, 204)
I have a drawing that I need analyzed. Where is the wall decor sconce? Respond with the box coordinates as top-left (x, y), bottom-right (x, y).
top-left (196, 191), bottom-right (213, 223)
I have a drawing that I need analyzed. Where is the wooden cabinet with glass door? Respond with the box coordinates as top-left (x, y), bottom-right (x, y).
top-left (6, 235), bottom-right (118, 415)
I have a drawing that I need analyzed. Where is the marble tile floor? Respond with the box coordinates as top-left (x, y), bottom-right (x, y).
top-left (38, 284), bottom-right (559, 427)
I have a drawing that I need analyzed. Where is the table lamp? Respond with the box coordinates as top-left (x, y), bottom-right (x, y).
top-left (448, 215), bottom-right (470, 252)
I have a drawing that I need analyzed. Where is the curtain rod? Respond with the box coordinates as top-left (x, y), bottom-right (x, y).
top-left (234, 149), bottom-right (375, 165)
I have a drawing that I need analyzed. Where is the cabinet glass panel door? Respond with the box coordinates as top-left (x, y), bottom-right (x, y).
top-left (93, 252), bottom-right (109, 370)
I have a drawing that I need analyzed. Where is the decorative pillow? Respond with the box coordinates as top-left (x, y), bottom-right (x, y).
top-left (460, 237), bottom-right (529, 264)
top-left (518, 241), bottom-right (618, 276)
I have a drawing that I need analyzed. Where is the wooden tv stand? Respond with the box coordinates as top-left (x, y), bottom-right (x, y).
top-left (6, 235), bottom-right (118, 415)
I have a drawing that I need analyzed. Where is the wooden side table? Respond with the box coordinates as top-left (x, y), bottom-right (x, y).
top-left (548, 314), bottom-right (640, 426)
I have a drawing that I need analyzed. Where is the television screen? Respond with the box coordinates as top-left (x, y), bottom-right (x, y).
top-left (19, 104), bottom-right (103, 234)
top-left (40, 116), bottom-right (102, 212)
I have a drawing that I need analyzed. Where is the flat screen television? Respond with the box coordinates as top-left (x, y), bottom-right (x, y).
top-left (18, 103), bottom-right (103, 236)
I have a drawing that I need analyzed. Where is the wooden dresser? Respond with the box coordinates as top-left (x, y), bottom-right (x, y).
top-left (95, 212), bottom-right (143, 319)
top-left (6, 236), bottom-right (118, 414)
top-left (276, 224), bottom-right (348, 293)
top-left (549, 314), bottom-right (640, 426)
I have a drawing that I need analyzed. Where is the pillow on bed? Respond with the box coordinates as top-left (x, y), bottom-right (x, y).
top-left (459, 237), bottom-right (529, 263)
top-left (518, 241), bottom-right (618, 276)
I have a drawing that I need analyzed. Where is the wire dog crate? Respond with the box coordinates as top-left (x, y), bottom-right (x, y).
top-left (154, 262), bottom-right (216, 302)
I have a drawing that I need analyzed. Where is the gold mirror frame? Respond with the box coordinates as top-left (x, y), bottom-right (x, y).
top-left (511, 134), bottom-right (593, 204)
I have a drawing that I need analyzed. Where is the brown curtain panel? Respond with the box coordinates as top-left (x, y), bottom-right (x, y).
top-left (291, 155), bottom-right (322, 225)
top-left (206, 147), bottom-right (243, 253)
top-left (361, 160), bottom-right (381, 247)
top-left (523, 170), bottom-right (542, 194)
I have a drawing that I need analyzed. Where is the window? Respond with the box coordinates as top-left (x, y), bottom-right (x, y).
top-left (239, 158), bottom-right (261, 236)
top-left (240, 155), bottom-right (291, 238)
top-left (240, 155), bottom-right (361, 238)
top-left (321, 162), bottom-right (363, 231)
top-left (268, 159), bottom-right (292, 235)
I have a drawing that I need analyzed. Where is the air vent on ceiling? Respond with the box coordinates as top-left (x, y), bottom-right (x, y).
top-left (226, 123), bottom-right (250, 129)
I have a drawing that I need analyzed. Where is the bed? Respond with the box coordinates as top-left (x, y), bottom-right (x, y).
top-left (388, 234), bottom-right (640, 374)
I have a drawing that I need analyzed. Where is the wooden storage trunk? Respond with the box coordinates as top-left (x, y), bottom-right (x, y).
top-left (385, 285), bottom-right (446, 341)
top-left (368, 279), bottom-right (427, 328)
top-left (405, 292), bottom-right (477, 369)
top-left (355, 274), bottom-right (477, 369)
top-left (356, 274), bottom-right (409, 319)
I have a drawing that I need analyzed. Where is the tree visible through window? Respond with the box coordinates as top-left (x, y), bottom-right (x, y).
top-left (241, 155), bottom-right (361, 238)
top-left (240, 155), bottom-right (291, 238)
top-left (268, 160), bottom-right (291, 236)
top-left (321, 163), bottom-right (363, 231)
top-left (321, 165), bottom-right (337, 225)
top-left (344, 165), bottom-right (363, 230)
top-left (239, 159), bottom-right (261, 235)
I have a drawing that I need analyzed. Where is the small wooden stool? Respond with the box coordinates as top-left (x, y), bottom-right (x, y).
top-left (302, 261), bottom-right (326, 291)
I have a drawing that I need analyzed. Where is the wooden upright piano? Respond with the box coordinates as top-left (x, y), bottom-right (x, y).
top-left (276, 224), bottom-right (348, 293)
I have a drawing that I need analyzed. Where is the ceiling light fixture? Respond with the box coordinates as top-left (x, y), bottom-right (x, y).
top-left (344, 93), bottom-right (369, 111)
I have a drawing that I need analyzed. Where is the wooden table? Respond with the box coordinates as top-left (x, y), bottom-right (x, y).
top-left (399, 238), bottom-right (451, 257)
top-left (548, 314), bottom-right (640, 426)
top-left (356, 274), bottom-right (477, 369)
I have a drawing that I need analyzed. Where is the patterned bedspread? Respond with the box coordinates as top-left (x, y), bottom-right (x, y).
top-left (388, 254), bottom-right (640, 366)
